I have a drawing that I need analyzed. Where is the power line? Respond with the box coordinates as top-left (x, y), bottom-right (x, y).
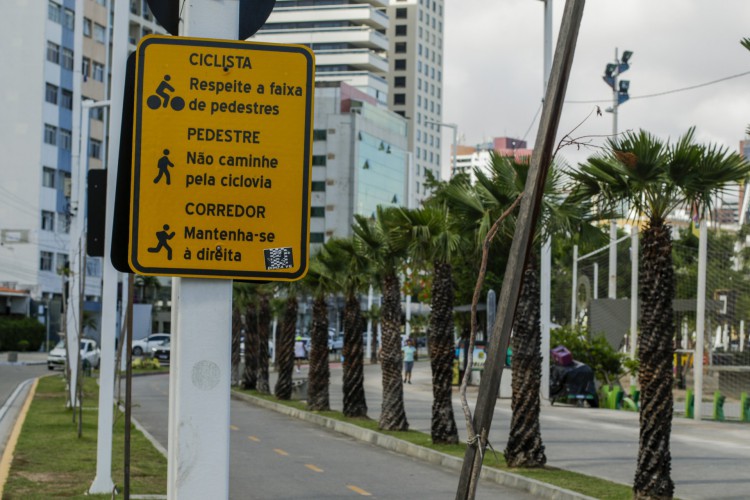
top-left (565, 70), bottom-right (750, 104)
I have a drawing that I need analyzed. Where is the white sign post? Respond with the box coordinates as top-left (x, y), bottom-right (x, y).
top-left (167, 2), bottom-right (237, 498)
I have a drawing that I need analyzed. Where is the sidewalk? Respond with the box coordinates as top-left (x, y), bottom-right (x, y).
top-left (279, 359), bottom-right (750, 500)
top-left (0, 351), bottom-right (48, 366)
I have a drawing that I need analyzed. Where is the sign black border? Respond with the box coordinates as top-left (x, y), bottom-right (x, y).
top-left (130, 35), bottom-right (313, 281)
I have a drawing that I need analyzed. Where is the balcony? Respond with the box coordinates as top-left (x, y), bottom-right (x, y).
top-left (267, 3), bottom-right (389, 30)
top-left (315, 49), bottom-right (388, 74)
top-left (256, 26), bottom-right (388, 51)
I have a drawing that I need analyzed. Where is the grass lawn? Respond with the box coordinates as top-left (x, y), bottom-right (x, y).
top-left (240, 389), bottom-right (633, 500)
top-left (2, 375), bottom-right (167, 499)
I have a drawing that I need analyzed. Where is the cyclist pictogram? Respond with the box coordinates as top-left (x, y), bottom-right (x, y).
top-left (147, 75), bottom-right (185, 111)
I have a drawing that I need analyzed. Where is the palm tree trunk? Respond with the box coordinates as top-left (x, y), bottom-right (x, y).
top-left (307, 295), bottom-right (330, 411)
top-left (379, 272), bottom-right (409, 431)
top-left (504, 264), bottom-right (547, 468)
top-left (429, 261), bottom-right (458, 444)
top-left (634, 219), bottom-right (675, 499)
top-left (343, 291), bottom-right (367, 417)
top-left (242, 304), bottom-right (258, 390)
top-left (257, 293), bottom-right (271, 394)
top-left (274, 296), bottom-right (297, 400)
top-left (231, 308), bottom-right (242, 386)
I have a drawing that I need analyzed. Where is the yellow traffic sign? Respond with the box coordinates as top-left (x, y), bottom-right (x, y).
top-left (129, 35), bottom-right (314, 281)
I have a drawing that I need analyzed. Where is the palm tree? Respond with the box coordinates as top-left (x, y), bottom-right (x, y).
top-left (397, 205), bottom-right (460, 444)
top-left (274, 288), bottom-right (298, 400)
top-left (303, 255), bottom-right (335, 411)
top-left (243, 301), bottom-right (259, 390)
top-left (354, 207), bottom-right (409, 431)
top-left (256, 287), bottom-right (273, 394)
top-left (321, 238), bottom-right (370, 417)
top-left (232, 283), bottom-right (253, 387)
top-left (572, 128), bottom-right (750, 498)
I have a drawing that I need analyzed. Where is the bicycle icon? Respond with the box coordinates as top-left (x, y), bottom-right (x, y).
top-left (147, 75), bottom-right (185, 111)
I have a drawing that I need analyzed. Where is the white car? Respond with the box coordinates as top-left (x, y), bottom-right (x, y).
top-left (47, 338), bottom-right (101, 371)
top-left (132, 333), bottom-right (171, 356)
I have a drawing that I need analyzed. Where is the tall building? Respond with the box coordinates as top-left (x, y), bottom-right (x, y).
top-left (385, 0), bottom-right (445, 204)
top-left (0, 0), bottom-right (117, 336)
top-left (311, 82), bottom-right (409, 244)
top-left (253, 0), bottom-right (390, 105)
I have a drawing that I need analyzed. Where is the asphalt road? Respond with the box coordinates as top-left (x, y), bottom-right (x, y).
top-left (131, 373), bottom-right (536, 499)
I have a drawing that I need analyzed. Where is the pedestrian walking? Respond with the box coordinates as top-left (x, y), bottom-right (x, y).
top-left (294, 335), bottom-right (307, 373)
top-left (402, 338), bottom-right (417, 384)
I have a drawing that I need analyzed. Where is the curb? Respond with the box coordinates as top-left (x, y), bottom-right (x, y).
top-left (0, 378), bottom-right (38, 497)
top-left (231, 391), bottom-right (597, 500)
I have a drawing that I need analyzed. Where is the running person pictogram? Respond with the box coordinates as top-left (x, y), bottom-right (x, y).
top-left (148, 224), bottom-right (175, 260)
top-left (154, 149), bottom-right (174, 185)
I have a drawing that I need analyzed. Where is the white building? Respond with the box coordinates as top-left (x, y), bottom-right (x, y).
top-left (385, 0), bottom-right (445, 204)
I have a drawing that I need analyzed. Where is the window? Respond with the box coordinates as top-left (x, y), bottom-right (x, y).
top-left (63, 8), bottom-right (74, 30)
top-left (83, 18), bottom-right (92, 37)
top-left (311, 155), bottom-right (326, 166)
top-left (40, 251), bottom-right (54, 271)
top-left (92, 62), bottom-right (105, 82)
top-left (61, 48), bottom-right (74, 70)
top-left (310, 233), bottom-right (325, 243)
top-left (57, 213), bottom-right (70, 233)
top-left (89, 139), bottom-right (102, 159)
top-left (56, 253), bottom-right (69, 271)
top-left (43, 167), bottom-right (56, 188)
top-left (311, 181), bottom-right (326, 192)
top-left (45, 83), bottom-right (58, 104)
top-left (41, 211), bottom-right (55, 231)
top-left (395, 42), bottom-right (406, 53)
top-left (90, 106), bottom-right (104, 121)
top-left (47, 42), bottom-right (60, 64)
top-left (44, 124), bottom-right (57, 145)
top-left (82, 57), bottom-right (90, 79)
top-left (94, 23), bottom-right (106, 43)
top-left (394, 76), bottom-right (406, 88)
top-left (395, 7), bottom-right (407, 18)
top-left (96, 0), bottom-right (106, 5)
top-left (59, 128), bottom-right (72, 150)
top-left (312, 129), bottom-right (327, 141)
top-left (395, 25), bottom-right (407, 36)
top-left (86, 258), bottom-right (101, 277)
top-left (394, 93), bottom-right (405, 105)
top-left (311, 207), bottom-right (325, 218)
top-left (395, 59), bottom-right (406, 70)
top-left (61, 89), bottom-right (73, 110)
top-left (48, 1), bottom-right (61, 23)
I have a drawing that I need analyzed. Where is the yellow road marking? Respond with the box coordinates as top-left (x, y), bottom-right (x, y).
top-left (347, 485), bottom-right (372, 496)
top-left (230, 425), bottom-right (239, 431)
top-left (248, 435), bottom-right (260, 442)
top-left (274, 448), bottom-right (289, 456)
top-left (305, 464), bottom-right (324, 473)
top-left (0, 379), bottom-right (39, 497)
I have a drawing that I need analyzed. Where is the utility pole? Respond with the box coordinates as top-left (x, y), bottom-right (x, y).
top-left (455, 1), bottom-right (585, 497)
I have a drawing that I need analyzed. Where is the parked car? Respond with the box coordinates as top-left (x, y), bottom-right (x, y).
top-left (151, 340), bottom-right (171, 365)
top-left (328, 331), bottom-right (344, 352)
top-left (47, 338), bottom-right (101, 371)
top-left (132, 333), bottom-right (170, 356)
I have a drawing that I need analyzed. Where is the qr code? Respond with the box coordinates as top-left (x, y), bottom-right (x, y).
top-left (264, 247), bottom-right (294, 270)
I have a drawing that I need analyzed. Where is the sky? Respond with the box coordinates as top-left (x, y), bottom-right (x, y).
top-left (439, 0), bottom-right (750, 178)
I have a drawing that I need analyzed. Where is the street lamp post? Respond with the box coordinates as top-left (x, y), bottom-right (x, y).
top-left (425, 120), bottom-right (458, 178)
top-left (602, 49), bottom-right (632, 300)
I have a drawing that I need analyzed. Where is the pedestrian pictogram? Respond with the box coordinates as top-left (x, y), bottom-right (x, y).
top-left (154, 149), bottom-right (174, 185)
top-left (148, 224), bottom-right (175, 260)
top-left (147, 74), bottom-right (186, 111)
top-left (129, 35), bottom-right (314, 281)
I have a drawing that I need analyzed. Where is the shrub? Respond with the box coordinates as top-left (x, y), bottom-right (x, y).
top-left (0, 317), bottom-right (45, 352)
top-left (550, 326), bottom-right (627, 385)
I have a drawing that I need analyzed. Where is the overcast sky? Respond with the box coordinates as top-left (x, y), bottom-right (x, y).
top-left (440, 0), bottom-right (750, 177)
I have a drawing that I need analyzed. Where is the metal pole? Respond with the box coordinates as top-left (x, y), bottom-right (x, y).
top-left (608, 221), bottom-right (617, 299)
top-left (124, 274), bottom-right (134, 499)
top-left (166, 3), bottom-right (237, 499)
top-left (694, 219), bottom-right (707, 420)
top-left (366, 285), bottom-right (373, 362)
top-left (629, 226), bottom-right (638, 388)
top-left (571, 244), bottom-right (578, 326)
top-left (451, 125), bottom-right (458, 179)
top-left (540, 0), bottom-right (554, 402)
top-left (455, 2), bottom-right (585, 495)
top-left (593, 262), bottom-right (598, 299)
